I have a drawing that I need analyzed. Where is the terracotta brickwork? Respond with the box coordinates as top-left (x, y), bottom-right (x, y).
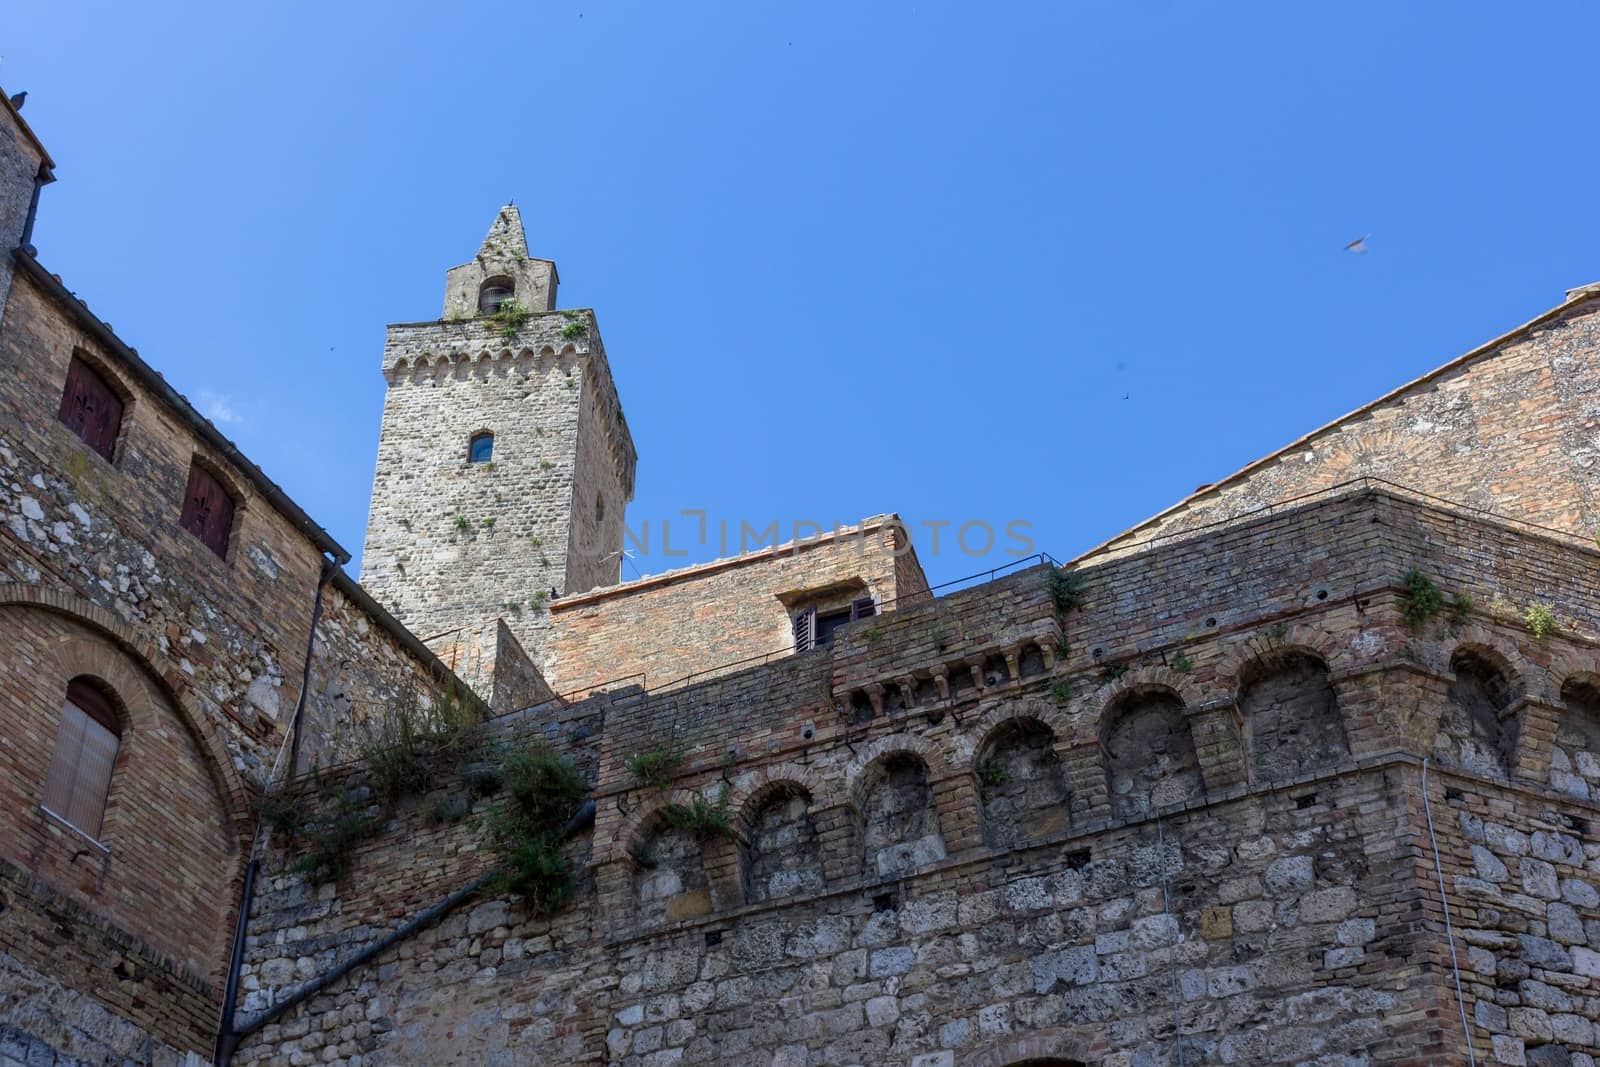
top-left (1089, 291), bottom-right (1600, 559)
top-left (228, 489), bottom-right (1600, 1065)
top-left (545, 517), bottom-right (926, 697)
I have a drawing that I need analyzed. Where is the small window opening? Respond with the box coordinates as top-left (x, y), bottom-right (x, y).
top-left (479, 278), bottom-right (515, 315)
top-left (469, 433), bottom-right (494, 464)
top-left (57, 355), bottom-right (124, 462)
top-left (596, 494), bottom-right (605, 524)
top-left (179, 461), bottom-right (236, 559)
top-left (42, 678), bottom-right (122, 838)
top-left (792, 596), bottom-right (876, 652)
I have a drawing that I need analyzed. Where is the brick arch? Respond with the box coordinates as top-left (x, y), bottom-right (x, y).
top-left (558, 342), bottom-right (579, 356)
top-left (0, 584), bottom-right (251, 848)
top-left (617, 785), bottom-right (710, 863)
top-left (843, 732), bottom-right (951, 809)
top-left (724, 761), bottom-right (834, 828)
top-left (1096, 667), bottom-right (1201, 727)
top-left (1216, 623), bottom-right (1349, 696)
top-left (1448, 633), bottom-right (1528, 703)
top-left (1543, 647), bottom-right (1600, 706)
top-left (954, 696), bottom-right (1072, 767)
top-left (962, 1029), bottom-right (1098, 1067)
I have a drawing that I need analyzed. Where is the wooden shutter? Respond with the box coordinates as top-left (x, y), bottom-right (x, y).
top-left (180, 462), bottom-right (236, 558)
top-left (56, 356), bottom-right (124, 461)
top-left (850, 596), bottom-right (877, 622)
top-left (41, 680), bottom-right (121, 838)
top-left (792, 606), bottom-right (816, 652)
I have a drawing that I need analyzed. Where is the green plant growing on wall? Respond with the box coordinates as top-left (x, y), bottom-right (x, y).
top-left (560, 319), bottom-right (588, 340)
top-left (1399, 569), bottom-right (1445, 633)
top-left (1171, 651), bottom-right (1194, 673)
top-left (254, 788), bottom-right (303, 844)
top-left (1449, 591), bottom-right (1474, 632)
top-left (662, 785), bottom-right (739, 841)
top-left (1100, 662), bottom-right (1128, 683)
top-left (489, 298), bottom-right (532, 338)
top-left (481, 517), bottom-right (495, 529)
top-left (1525, 603), bottom-right (1559, 644)
top-left (485, 737), bottom-right (587, 915)
top-left (539, 459), bottom-right (555, 471)
top-left (1048, 678), bottom-right (1073, 704)
top-left (1046, 566), bottom-right (1086, 618)
top-left (977, 760), bottom-right (1008, 788)
top-left (293, 779), bottom-right (382, 883)
top-left (453, 515), bottom-right (471, 532)
top-left (626, 739), bottom-right (685, 789)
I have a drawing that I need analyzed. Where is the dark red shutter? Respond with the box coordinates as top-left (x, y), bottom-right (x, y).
top-left (792, 606), bottom-right (816, 652)
top-left (850, 596), bottom-right (877, 621)
top-left (56, 356), bottom-right (124, 461)
top-left (180, 463), bottom-right (235, 558)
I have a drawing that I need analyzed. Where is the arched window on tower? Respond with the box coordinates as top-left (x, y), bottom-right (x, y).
top-left (42, 677), bottom-right (122, 838)
top-left (468, 432), bottom-right (494, 464)
top-left (479, 277), bottom-right (515, 315)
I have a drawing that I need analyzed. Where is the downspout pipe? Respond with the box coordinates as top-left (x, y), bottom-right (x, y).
top-left (288, 559), bottom-right (339, 777)
top-left (216, 554), bottom-right (338, 1065)
top-left (223, 799), bottom-right (597, 1058)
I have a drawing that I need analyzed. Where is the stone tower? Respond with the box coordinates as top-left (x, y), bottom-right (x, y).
top-left (359, 206), bottom-right (636, 672)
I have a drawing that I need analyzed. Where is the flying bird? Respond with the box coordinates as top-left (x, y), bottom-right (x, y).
top-left (8, 91), bottom-right (25, 111)
top-left (1344, 235), bottom-right (1370, 254)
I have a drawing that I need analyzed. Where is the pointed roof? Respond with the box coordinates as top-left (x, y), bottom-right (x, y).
top-left (476, 205), bottom-right (529, 263)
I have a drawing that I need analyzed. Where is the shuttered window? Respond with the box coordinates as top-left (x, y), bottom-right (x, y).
top-left (179, 462), bottom-right (236, 558)
top-left (56, 356), bottom-right (124, 461)
top-left (41, 678), bottom-right (121, 838)
top-left (793, 596), bottom-right (877, 652)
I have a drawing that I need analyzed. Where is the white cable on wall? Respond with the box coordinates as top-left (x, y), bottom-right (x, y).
top-left (1421, 758), bottom-right (1478, 1067)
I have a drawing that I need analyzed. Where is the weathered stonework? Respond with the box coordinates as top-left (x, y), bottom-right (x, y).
top-left (9, 80), bottom-right (1600, 1067)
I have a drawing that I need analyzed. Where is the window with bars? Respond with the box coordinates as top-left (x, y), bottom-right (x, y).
top-left (41, 678), bottom-right (122, 838)
top-left (792, 596), bottom-right (877, 653)
top-left (56, 355), bottom-right (124, 462)
top-left (179, 461), bottom-right (236, 558)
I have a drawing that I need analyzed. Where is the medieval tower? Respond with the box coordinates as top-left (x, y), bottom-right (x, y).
top-left (359, 206), bottom-right (637, 672)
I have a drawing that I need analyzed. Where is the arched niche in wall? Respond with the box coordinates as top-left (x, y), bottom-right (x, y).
top-left (1103, 687), bottom-right (1204, 820)
top-left (856, 752), bottom-right (945, 879)
top-left (1239, 649), bottom-right (1348, 783)
top-left (1550, 677), bottom-right (1600, 799)
top-left (632, 813), bottom-right (711, 927)
top-left (741, 782), bottom-right (826, 904)
top-left (1436, 648), bottom-right (1516, 776)
top-left (975, 717), bottom-right (1070, 849)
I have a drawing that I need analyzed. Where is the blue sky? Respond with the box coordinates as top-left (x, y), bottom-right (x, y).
top-left (7, 2), bottom-right (1599, 588)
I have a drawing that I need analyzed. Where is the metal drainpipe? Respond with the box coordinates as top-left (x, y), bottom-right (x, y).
top-left (19, 162), bottom-right (50, 253)
top-left (215, 555), bottom-right (338, 1065)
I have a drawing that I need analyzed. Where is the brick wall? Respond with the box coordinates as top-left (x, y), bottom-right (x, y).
top-left (1090, 292), bottom-right (1600, 559)
top-left (545, 517), bottom-right (918, 697)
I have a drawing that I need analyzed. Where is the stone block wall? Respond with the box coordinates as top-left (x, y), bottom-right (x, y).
top-left (1090, 291), bottom-right (1600, 559)
top-left (229, 488), bottom-right (1600, 1065)
top-left (359, 309), bottom-right (636, 674)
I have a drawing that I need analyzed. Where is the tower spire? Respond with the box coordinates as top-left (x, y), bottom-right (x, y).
top-left (441, 204), bottom-right (557, 317)
top-left (476, 204), bottom-right (528, 263)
